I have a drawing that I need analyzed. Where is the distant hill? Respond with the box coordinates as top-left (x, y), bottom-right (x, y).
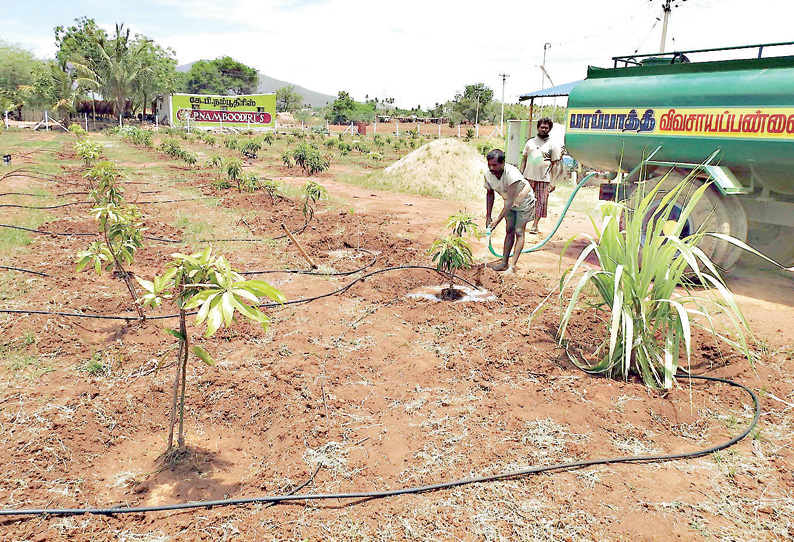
top-left (176, 62), bottom-right (335, 108)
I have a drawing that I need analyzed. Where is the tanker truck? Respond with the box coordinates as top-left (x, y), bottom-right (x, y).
top-left (565, 41), bottom-right (794, 269)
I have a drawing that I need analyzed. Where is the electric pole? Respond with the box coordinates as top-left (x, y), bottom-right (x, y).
top-left (659, 0), bottom-right (672, 53)
top-left (499, 72), bottom-right (509, 136)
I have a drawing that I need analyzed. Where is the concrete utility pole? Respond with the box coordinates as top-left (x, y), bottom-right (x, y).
top-left (659, 0), bottom-right (672, 54)
top-left (499, 72), bottom-right (509, 135)
top-left (541, 43), bottom-right (551, 89)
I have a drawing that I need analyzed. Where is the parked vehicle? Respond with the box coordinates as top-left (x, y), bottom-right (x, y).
top-left (565, 42), bottom-right (794, 268)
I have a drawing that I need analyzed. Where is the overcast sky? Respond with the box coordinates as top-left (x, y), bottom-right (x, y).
top-left (2, 0), bottom-right (792, 108)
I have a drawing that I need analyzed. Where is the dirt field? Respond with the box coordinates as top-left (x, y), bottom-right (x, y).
top-left (0, 129), bottom-right (792, 541)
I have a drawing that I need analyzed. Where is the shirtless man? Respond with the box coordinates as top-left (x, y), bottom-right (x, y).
top-left (484, 149), bottom-right (536, 273)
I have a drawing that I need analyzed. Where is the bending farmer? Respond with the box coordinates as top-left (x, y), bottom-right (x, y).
top-left (520, 117), bottom-right (562, 235)
top-left (484, 149), bottom-right (536, 273)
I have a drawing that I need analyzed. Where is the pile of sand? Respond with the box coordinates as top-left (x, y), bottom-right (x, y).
top-left (377, 138), bottom-right (488, 202)
top-left (276, 112), bottom-right (296, 125)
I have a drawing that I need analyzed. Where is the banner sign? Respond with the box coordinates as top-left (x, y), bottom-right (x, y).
top-left (567, 107), bottom-right (794, 140)
top-left (170, 93), bottom-right (276, 128)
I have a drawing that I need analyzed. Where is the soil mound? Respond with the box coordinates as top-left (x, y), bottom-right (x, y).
top-left (378, 138), bottom-right (487, 201)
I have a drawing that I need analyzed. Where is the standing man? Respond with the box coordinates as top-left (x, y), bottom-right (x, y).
top-left (484, 149), bottom-right (536, 273)
top-left (520, 117), bottom-right (563, 234)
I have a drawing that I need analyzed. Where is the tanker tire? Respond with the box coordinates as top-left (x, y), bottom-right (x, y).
top-left (745, 222), bottom-right (794, 267)
top-left (626, 174), bottom-right (747, 271)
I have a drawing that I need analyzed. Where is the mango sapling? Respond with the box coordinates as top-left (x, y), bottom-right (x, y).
top-left (136, 246), bottom-right (285, 451)
top-left (77, 161), bottom-right (145, 319)
top-left (301, 180), bottom-right (328, 224)
top-left (428, 235), bottom-right (475, 300)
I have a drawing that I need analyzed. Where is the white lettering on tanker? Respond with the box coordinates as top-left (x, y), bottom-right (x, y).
top-left (568, 107), bottom-right (794, 140)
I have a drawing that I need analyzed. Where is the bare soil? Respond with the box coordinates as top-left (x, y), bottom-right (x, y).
top-left (0, 131), bottom-right (792, 541)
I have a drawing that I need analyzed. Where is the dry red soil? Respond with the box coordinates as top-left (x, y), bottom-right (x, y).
top-left (0, 132), bottom-right (792, 541)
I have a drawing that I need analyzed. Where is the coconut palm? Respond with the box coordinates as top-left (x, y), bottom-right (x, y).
top-left (71, 24), bottom-right (154, 126)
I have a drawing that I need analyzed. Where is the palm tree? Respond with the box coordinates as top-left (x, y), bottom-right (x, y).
top-left (71, 24), bottom-right (153, 126)
top-left (49, 64), bottom-right (83, 125)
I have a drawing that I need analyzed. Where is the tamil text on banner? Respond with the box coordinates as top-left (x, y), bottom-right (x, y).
top-left (170, 94), bottom-right (276, 129)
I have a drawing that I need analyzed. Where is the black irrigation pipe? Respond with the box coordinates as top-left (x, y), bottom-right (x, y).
top-left (0, 191), bottom-right (88, 197)
top-left (1, 168), bottom-right (83, 186)
top-left (241, 249), bottom-right (377, 277)
top-left (0, 265), bottom-right (473, 322)
top-left (0, 266), bottom-right (52, 277)
top-left (0, 375), bottom-right (760, 518)
top-left (0, 197), bottom-right (215, 210)
top-left (1, 222), bottom-right (310, 245)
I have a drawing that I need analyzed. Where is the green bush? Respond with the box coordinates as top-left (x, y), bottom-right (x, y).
top-left (292, 143), bottom-right (330, 175)
top-left (74, 139), bottom-right (103, 167)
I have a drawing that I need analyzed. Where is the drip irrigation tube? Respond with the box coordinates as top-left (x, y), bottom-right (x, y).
top-left (0, 375), bottom-right (759, 518)
top-left (0, 264), bottom-right (473, 322)
top-left (0, 266), bottom-right (51, 277)
top-left (489, 173), bottom-right (596, 259)
top-left (0, 197), bottom-right (215, 210)
top-left (0, 222), bottom-right (311, 244)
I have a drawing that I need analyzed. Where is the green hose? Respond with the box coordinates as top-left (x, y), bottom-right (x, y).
top-left (488, 173), bottom-right (596, 258)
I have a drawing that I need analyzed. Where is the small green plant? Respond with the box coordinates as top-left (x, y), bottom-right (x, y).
top-left (369, 152), bottom-right (384, 161)
top-left (85, 161), bottom-right (125, 202)
top-left (211, 178), bottom-right (232, 190)
top-left (80, 351), bottom-right (110, 376)
top-left (158, 138), bottom-right (183, 159)
top-left (224, 137), bottom-right (241, 150)
top-left (74, 138), bottom-right (102, 167)
top-left (135, 246), bottom-right (285, 451)
top-left (76, 203), bottom-right (145, 318)
top-left (239, 139), bottom-right (262, 159)
top-left (282, 150), bottom-right (295, 169)
top-left (427, 235), bottom-right (474, 300)
top-left (444, 211), bottom-right (482, 238)
top-left (240, 172), bottom-right (262, 192)
top-left (224, 156), bottom-right (244, 192)
top-left (552, 175), bottom-right (753, 389)
top-left (181, 151), bottom-right (198, 167)
top-left (301, 180), bottom-right (327, 223)
top-left (292, 143), bottom-right (330, 175)
top-left (114, 125), bottom-right (153, 147)
top-left (68, 123), bottom-right (88, 139)
top-left (206, 155), bottom-right (224, 168)
top-left (261, 132), bottom-right (275, 146)
top-left (464, 128), bottom-right (475, 141)
top-left (261, 179), bottom-right (281, 204)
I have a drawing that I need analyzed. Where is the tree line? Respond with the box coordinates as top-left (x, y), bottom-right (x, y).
top-left (0, 16), bottom-right (565, 126)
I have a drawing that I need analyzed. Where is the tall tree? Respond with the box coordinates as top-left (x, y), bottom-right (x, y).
top-left (183, 57), bottom-right (259, 95)
top-left (275, 86), bottom-right (303, 112)
top-left (0, 39), bottom-right (48, 118)
top-left (70, 24), bottom-right (154, 125)
top-left (132, 43), bottom-right (180, 116)
top-left (326, 90), bottom-right (356, 124)
top-left (453, 83), bottom-right (494, 124)
top-left (54, 17), bottom-right (107, 70)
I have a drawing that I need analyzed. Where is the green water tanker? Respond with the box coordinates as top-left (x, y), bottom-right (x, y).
top-left (565, 42), bottom-right (794, 269)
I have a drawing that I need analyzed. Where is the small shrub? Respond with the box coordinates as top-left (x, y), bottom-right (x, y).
top-left (292, 143), bottom-right (330, 175)
top-left (74, 139), bottom-right (102, 167)
top-left (68, 123), bottom-right (88, 139)
top-left (282, 150), bottom-right (295, 169)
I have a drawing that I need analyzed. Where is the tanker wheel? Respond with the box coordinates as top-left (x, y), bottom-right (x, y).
top-left (746, 222), bottom-right (794, 267)
top-left (623, 173), bottom-right (748, 271)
